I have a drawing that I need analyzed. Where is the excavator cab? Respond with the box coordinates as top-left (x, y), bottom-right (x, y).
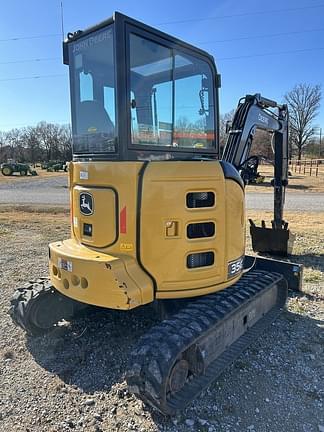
top-left (10, 12), bottom-right (302, 415)
top-left (63, 12), bottom-right (219, 161)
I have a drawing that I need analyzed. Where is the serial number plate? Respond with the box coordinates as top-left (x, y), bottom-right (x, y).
top-left (58, 257), bottom-right (73, 272)
top-left (228, 256), bottom-right (244, 278)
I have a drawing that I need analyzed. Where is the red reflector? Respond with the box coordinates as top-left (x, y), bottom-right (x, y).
top-left (120, 206), bottom-right (127, 234)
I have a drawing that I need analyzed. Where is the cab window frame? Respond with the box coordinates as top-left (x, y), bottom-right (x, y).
top-left (124, 23), bottom-right (219, 158)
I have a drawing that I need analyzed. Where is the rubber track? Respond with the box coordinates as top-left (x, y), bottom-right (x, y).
top-left (9, 277), bottom-right (55, 336)
top-left (126, 270), bottom-right (287, 415)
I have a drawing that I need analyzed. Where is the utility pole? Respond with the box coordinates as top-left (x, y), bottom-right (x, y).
top-left (312, 127), bottom-right (322, 158)
top-left (60, 1), bottom-right (65, 41)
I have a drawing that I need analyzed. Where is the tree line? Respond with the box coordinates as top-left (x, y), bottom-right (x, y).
top-left (0, 122), bottom-right (72, 164)
top-left (0, 83), bottom-right (322, 164)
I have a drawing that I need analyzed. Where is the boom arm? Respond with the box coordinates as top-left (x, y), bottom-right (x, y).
top-left (222, 93), bottom-right (289, 229)
top-left (222, 94), bottom-right (292, 255)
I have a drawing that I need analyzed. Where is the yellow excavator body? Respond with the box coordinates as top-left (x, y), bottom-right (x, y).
top-left (49, 160), bottom-right (245, 308)
top-left (10, 12), bottom-right (303, 415)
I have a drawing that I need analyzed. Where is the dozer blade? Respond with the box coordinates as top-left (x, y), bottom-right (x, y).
top-left (126, 270), bottom-right (287, 415)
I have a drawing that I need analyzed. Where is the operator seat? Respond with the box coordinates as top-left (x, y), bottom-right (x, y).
top-left (77, 100), bottom-right (115, 136)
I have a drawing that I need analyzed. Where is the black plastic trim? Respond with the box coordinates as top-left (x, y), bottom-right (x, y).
top-left (136, 162), bottom-right (157, 290)
top-left (219, 160), bottom-right (244, 190)
top-left (63, 12), bottom-right (215, 62)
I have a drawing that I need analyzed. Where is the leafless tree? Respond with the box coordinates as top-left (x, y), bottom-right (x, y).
top-left (0, 122), bottom-right (72, 164)
top-left (21, 126), bottom-right (42, 164)
top-left (249, 130), bottom-right (275, 161)
top-left (219, 110), bottom-right (235, 155)
top-left (36, 122), bottom-right (63, 162)
top-left (284, 83), bottom-right (321, 160)
top-left (5, 128), bottom-right (24, 160)
top-left (58, 124), bottom-right (72, 161)
top-left (0, 131), bottom-right (5, 163)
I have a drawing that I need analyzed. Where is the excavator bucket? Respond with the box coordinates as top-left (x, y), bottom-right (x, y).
top-left (249, 220), bottom-right (295, 256)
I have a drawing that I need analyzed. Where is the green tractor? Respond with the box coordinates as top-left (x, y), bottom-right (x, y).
top-left (41, 160), bottom-right (67, 172)
top-left (1, 162), bottom-right (37, 176)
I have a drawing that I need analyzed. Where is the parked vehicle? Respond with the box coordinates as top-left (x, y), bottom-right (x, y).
top-left (1, 162), bottom-right (37, 176)
top-left (41, 160), bottom-right (67, 172)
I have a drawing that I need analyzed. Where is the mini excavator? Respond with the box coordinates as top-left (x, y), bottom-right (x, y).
top-left (10, 13), bottom-right (302, 414)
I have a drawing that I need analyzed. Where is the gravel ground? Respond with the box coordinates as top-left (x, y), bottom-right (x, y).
top-left (1, 175), bottom-right (324, 211)
top-left (245, 192), bottom-right (324, 212)
top-left (0, 210), bottom-right (323, 432)
top-left (0, 176), bottom-right (69, 205)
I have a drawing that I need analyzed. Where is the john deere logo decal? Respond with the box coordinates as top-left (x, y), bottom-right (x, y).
top-left (80, 192), bottom-right (93, 216)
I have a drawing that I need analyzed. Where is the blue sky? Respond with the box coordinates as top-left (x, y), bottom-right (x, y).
top-left (0, 0), bottom-right (323, 131)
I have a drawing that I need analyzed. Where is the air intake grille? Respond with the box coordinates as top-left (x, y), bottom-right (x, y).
top-left (186, 192), bottom-right (215, 208)
top-left (187, 222), bottom-right (215, 239)
top-left (187, 251), bottom-right (214, 268)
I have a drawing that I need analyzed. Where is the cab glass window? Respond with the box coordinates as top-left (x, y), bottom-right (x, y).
top-left (69, 25), bottom-right (116, 154)
top-left (130, 34), bottom-right (173, 146)
top-left (174, 53), bottom-right (215, 149)
top-left (129, 33), bottom-right (216, 150)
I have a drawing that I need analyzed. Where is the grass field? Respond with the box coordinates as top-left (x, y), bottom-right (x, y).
top-left (247, 210), bottom-right (324, 286)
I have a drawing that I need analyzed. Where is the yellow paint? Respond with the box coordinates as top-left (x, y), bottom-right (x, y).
top-left (49, 160), bottom-right (245, 309)
top-left (49, 238), bottom-right (153, 309)
top-left (120, 243), bottom-right (134, 251)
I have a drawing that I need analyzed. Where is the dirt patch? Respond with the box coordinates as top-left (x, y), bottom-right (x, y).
top-left (247, 210), bottom-right (324, 285)
top-left (0, 209), bottom-right (323, 432)
top-left (0, 205), bottom-right (69, 218)
top-left (0, 168), bottom-right (67, 184)
top-left (246, 164), bottom-right (324, 194)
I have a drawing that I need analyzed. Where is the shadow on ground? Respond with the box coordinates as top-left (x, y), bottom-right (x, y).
top-left (290, 253), bottom-right (324, 274)
top-left (26, 305), bottom-right (159, 391)
top-left (249, 180), bottom-right (311, 191)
